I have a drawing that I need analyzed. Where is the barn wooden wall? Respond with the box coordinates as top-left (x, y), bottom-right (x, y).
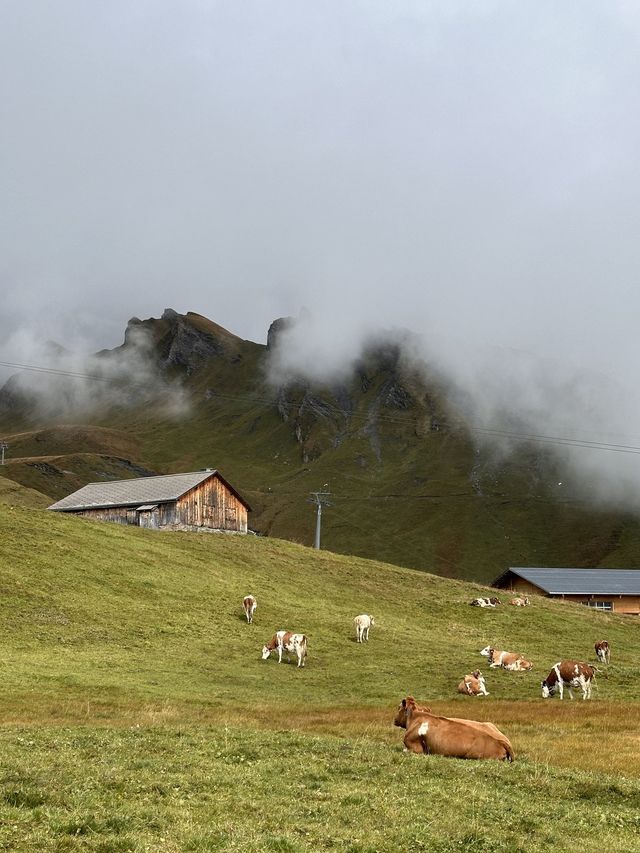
top-left (562, 594), bottom-right (640, 615)
top-left (175, 476), bottom-right (248, 532)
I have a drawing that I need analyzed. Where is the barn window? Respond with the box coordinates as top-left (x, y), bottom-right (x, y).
top-left (585, 600), bottom-right (613, 611)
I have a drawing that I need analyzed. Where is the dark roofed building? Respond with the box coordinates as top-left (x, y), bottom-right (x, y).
top-left (493, 567), bottom-right (640, 615)
top-left (48, 470), bottom-right (251, 533)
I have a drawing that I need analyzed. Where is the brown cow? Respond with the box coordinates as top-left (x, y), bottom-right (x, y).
top-left (480, 646), bottom-right (533, 671)
top-left (594, 641), bottom-right (610, 665)
top-left (509, 596), bottom-right (530, 607)
top-left (394, 697), bottom-right (514, 761)
top-left (242, 595), bottom-right (257, 624)
top-left (397, 699), bottom-right (504, 739)
top-left (457, 670), bottom-right (489, 696)
top-left (541, 661), bottom-right (596, 700)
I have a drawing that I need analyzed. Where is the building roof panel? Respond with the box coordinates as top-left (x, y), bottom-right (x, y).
top-left (48, 471), bottom-right (218, 512)
top-left (497, 567), bottom-right (640, 595)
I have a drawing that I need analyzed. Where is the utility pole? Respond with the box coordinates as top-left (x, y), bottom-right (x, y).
top-left (308, 486), bottom-right (331, 549)
top-left (0, 441), bottom-right (7, 466)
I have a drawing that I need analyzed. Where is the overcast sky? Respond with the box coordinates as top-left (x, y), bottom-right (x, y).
top-left (3, 1), bottom-right (640, 492)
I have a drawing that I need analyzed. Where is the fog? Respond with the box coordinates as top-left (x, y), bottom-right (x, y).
top-left (2, 2), bottom-right (640, 503)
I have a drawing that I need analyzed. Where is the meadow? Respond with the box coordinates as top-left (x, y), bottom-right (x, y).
top-left (0, 503), bottom-right (639, 850)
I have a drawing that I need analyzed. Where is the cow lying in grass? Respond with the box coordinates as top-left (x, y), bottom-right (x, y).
top-left (457, 670), bottom-right (489, 696)
top-left (541, 661), bottom-right (596, 700)
top-left (394, 697), bottom-right (514, 761)
top-left (470, 597), bottom-right (501, 607)
top-left (509, 596), bottom-right (530, 607)
top-left (480, 646), bottom-right (533, 671)
top-left (261, 631), bottom-right (308, 667)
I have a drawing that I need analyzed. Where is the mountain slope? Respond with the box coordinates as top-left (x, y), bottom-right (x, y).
top-left (1, 309), bottom-right (639, 581)
top-left (1, 504), bottom-right (639, 713)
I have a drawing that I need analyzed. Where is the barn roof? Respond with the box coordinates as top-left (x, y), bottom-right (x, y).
top-left (48, 470), bottom-right (251, 512)
top-left (493, 567), bottom-right (640, 595)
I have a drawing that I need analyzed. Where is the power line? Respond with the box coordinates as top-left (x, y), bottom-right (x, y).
top-left (2, 359), bottom-right (640, 456)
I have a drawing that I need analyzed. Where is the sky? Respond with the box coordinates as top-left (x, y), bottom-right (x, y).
top-left (3, 1), bottom-right (640, 502)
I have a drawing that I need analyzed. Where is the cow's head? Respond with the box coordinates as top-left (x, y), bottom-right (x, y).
top-left (471, 670), bottom-right (482, 679)
top-left (479, 645), bottom-right (492, 658)
top-left (541, 680), bottom-right (553, 698)
top-left (394, 697), bottom-right (416, 727)
top-left (370, 617), bottom-right (376, 627)
top-left (261, 645), bottom-right (272, 660)
top-left (489, 597), bottom-right (501, 605)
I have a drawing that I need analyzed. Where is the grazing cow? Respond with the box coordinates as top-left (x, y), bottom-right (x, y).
top-left (480, 646), bottom-right (533, 671)
top-left (470, 597), bottom-right (501, 607)
top-left (242, 595), bottom-right (257, 624)
top-left (509, 596), bottom-right (530, 607)
top-left (394, 697), bottom-right (514, 761)
top-left (261, 630), bottom-right (308, 667)
top-left (457, 670), bottom-right (489, 696)
top-left (594, 640), bottom-right (610, 665)
top-left (541, 661), bottom-right (596, 700)
top-left (354, 614), bottom-right (375, 643)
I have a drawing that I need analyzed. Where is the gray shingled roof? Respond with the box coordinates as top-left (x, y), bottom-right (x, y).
top-left (499, 567), bottom-right (640, 595)
top-left (48, 471), bottom-right (219, 512)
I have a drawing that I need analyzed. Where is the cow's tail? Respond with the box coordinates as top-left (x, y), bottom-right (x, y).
top-left (500, 736), bottom-right (516, 764)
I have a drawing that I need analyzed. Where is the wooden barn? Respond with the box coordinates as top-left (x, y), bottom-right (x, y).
top-left (492, 567), bottom-right (640, 615)
top-left (48, 469), bottom-right (251, 533)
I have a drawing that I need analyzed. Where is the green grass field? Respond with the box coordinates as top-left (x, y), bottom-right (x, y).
top-left (1, 505), bottom-right (639, 850)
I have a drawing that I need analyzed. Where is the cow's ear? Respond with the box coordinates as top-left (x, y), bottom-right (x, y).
top-left (401, 698), bottom-right (407, 708)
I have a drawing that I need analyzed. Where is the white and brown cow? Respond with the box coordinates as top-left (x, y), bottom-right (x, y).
top-left (594, 640), bottom-right (610, 665)
top-left (470, 597), bottom-right (501, 608)
top-left (354, 614), bottom-right (375, 643)
top-left (541, 660), bottom-right (596, 700)
top-left (480, 646), bottom-right (533, 671)
top-left (242, 595), bottom-right (257, 624)
top-left (261, 630), bottom-right (308, 667)
top-left (394, 697), bottom-right (514, 761)
top-left (457, 670), bottom-right (489, 696)
top-left (509, 596), bottom-right (530, 607)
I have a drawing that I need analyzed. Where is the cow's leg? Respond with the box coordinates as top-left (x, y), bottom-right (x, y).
top-left (277, 644), bottom-right (283, 663)
top-left (403, 728), bottom-right (426, 754)
top-left (558, 682), bottom-right (564, 700)
top-left (567, 685), bottom-right (574, 700)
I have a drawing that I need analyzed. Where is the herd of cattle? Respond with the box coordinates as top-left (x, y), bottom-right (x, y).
top-left (242, 593), bottom-right (612, 761)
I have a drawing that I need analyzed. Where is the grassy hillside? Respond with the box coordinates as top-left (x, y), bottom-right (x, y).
top-left (1, 508), bottom-right (640, 850)
top-left (2, 310), bottom-right (640, 583)
top-left (2, 505), bottom-right (639, 713)
top-left (0, 473), bottom-right (50, 508)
